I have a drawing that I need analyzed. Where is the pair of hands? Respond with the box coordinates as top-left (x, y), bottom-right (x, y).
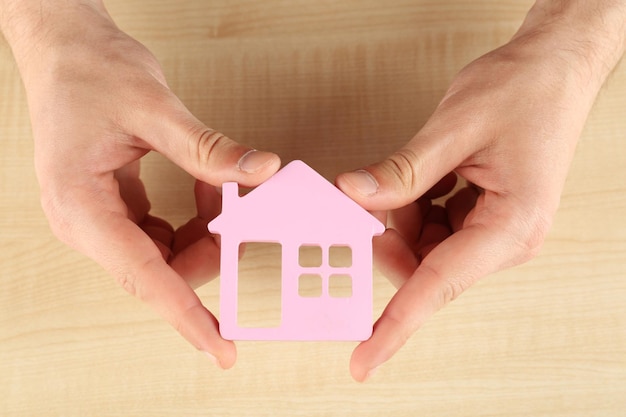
top-left (5, 0), bottom-right (624, 381)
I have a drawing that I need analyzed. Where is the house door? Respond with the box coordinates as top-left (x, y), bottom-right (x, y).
top-left (236, 242), bottom-right (282, 328)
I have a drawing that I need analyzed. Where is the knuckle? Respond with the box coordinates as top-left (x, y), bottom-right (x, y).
top-left (496, 204), bottom-right (553, 266)
top-left (39, 185), bottom-right (75, 247)
top-left (420, 263), bottom-right (468, 306)
top-left (385, 312), bottom-right (413, 346)
top-left (378, 310), bottom-right (414, 350)
top-left (440, 279), bottom-right (468, 306)
top-left (514, 210), bottom-right (552, 263)
top-left (115, 271), bottom-right (138, 297)
top-left (417, 262), bottom-right (471, 307)
top-left (384, 148), bottom-right (422, 194)
top-left (191, 128), bottom-right (230, 168)
top-left (115, 255), bottom-right (161, 300)
top-left (473, 197), bottom-right (554, 268)
top-left (170, 303), bottom-right (202, 340)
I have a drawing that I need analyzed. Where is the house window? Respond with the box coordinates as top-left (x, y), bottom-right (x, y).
top-left (298, 244), bottom-right (353, 298)
top-left (298, 274), bottom-right (323, 297)
top-left (329, 245), bottom-right (352, 267)
top-left (329, 274), bottom-right (352, 298)
top-left (298, 245), bottom-right (323, 267)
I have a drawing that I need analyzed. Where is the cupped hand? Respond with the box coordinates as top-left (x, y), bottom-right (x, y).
top-left (12, 2), bottom-right (280, 368)
top-left (337, 5), bottom-right (624, 381)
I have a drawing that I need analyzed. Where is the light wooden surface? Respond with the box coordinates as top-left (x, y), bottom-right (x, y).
top-left (2, 1), bottom-right (626, 416)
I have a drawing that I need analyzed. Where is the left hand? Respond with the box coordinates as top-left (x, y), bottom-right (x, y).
top-left (116, 163), bottom-right (223, 290)
top-left (1, 1), bottom-right (280, 368)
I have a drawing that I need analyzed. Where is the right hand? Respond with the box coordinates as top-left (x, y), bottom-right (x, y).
top-left (4, 0), bottom-right (280, 368)
top-left (336, 0), bottom-right (626, 381)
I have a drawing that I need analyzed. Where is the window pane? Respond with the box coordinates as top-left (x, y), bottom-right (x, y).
top-left (299, 274), bottom-right (322, 297)
top-left (329, 245), bottom-right (352, 267)
top-left (329, 274), bottom-right (352, 298)
top-left (299, 245), bottom-right (322, 267)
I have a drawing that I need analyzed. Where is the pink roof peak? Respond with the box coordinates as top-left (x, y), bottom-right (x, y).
top-left (209, 160), bottom-right (384, 242)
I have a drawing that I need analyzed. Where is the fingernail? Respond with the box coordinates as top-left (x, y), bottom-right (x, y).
top-left (363, 366), bottom-right (380, 382)
top-left (238, 150), bottom-right (276, 174)
top-left (346, 170), bottom-right (379, 196)
top-left (203, 351), bottom-right (223, 369)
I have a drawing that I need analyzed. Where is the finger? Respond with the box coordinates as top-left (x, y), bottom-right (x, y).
top-left (194, 180), bottom-right (222, 221)
top-left (168, 181), bottom-right (223, 287)
top-left (351, 201), bottom-right (528, 382)
top-left (170, 234), bottom-right (221, 289)
top-left (171, 214), bottom-right (221, 287)
top-left (386, 172), bottom-right (455, 244)
top-left (446, 186), bottom-right (480, 232)
top-left (105, 215), bottom-right (235, 368)
top-left (423, 172), bottom-right (458, 200)
top-left (414, 224), bottom-right (451, 261)
top-left (114, 163), bottom-right (176, 261)
top-left (336, 109), bottom-right (479, 211)
top-left (387, 200), bottom-right (429, 246)
top-left (422, 204), bottom-right (448, 226)
top-left (414, 205), bottom-right (451, 254)
top-left (131, 90), bottom-right (281, 187)
top-left (140, 214), bottom-right (175, 260)
top-left (141, 214), bottom-right (175, 242)
top-left (369, 209), bottom-right (388, 227)
top-left (373, 229), bottom-right (419, 289)
top-left (171, 180), bottom-right (220, 256)
top-left (67, 187), bottom-right (236, 369)
top-left (114, 161), bottom-right (150, 223)
top-left (173, 217), bottom-right (211, 255)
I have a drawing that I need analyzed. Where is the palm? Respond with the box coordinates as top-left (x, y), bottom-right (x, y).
top-left (115, 160), bottom-right (222, 289)
top-left (374, 172), bottom-right (479, 289)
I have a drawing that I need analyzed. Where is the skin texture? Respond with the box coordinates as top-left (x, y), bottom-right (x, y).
top-left (336, 0), bottom-right (626, 381)
top-left (1, 0), bottom-right (625, 381)
top-left (1, 0), bottom-right (281, 369)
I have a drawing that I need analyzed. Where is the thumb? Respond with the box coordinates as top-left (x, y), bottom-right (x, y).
top-left (349, 206), bottom-right (523, 381)
top-left (337, 123), bottom-right (475, 211)
top-left (133, 93), bottom-right (280, 187)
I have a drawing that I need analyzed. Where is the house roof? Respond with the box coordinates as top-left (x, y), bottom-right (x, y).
top-left (208, 160), bottom-right (385, 242)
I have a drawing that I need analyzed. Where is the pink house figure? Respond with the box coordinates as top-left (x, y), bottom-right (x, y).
top-left (208, 160), bottom-right (385, 341)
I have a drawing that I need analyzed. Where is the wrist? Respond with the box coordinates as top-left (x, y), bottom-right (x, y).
top-left (514, 0), bottom-right (626, 89)
top-left (0, 0), bottom-right (113, 73)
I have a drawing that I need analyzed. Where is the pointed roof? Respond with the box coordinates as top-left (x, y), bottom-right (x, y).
top-left (209, 160), bottom-right (384, 242)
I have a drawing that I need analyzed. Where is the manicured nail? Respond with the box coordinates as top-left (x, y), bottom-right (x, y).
top-left (238, 150), bottom-right (276, 174)
top-left (346, 170), bottom-right (379, 196)
top-left (203, 351), bottom-right (223, 369)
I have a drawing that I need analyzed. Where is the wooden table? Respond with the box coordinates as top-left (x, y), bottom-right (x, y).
top-left (2, 1), bottom-right (625, 415)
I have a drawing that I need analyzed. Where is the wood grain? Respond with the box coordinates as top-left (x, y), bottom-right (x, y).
top-left (1, 1), bottom-right (625, 416)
